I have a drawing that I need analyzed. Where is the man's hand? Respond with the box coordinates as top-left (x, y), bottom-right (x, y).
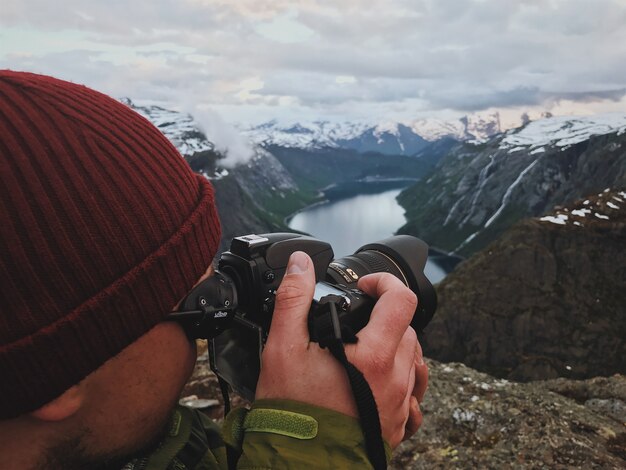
top-left (255, 251), bottom-right (428, 448)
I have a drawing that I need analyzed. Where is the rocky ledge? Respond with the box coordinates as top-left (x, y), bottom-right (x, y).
top-left (392, 360), bottom-right (625, 469)
top-left (182, 349), bottom-right (625, 469)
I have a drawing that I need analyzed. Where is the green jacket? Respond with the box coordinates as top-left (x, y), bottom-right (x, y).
top-left (124, 400), bottom-right (391, 469)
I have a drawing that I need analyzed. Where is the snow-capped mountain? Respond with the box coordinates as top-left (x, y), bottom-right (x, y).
top-left (244, 120), bottom-right (369, 148)
top-left (411, 112), bottom-right (504, 142)
top-left (120, 98), bottom-right (214, 156)
top-left (243, 120), bottom-right (429, 155)
top-left (398, 113), bottom-right (626, 255)
top-left (500, 113), bottom-right (626, 151)
top-left (119, 98), bottom-right (308, 249)
top-left (243, 112), bottom-right (509, 155)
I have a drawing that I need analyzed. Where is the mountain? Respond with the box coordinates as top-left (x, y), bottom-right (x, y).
top-left (335, 123), bottom-right (430, 156)
top-left (121, 99), bottom-right (315, 250)
top-left (398, 113), bottom-right (626, 256)
top-left (267, 145), bottom-right (434, 194)
top-left (121, 98), bottom-right (216, 158)
top-left (244, 120), bottom-right (430, 155)
top-left (421, 189), bottom-right (626, 382)
top-left (243, 112), bottom-right (509, 155)
top-left (121, 99), bottom-right (433, 252)
top-left (211, 148), bottom-right (314, 252)
top-left (410, 111), bottom-right (503, 143)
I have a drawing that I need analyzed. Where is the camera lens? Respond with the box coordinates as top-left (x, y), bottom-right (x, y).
top-left (326, 235), bottom-right (436, 333)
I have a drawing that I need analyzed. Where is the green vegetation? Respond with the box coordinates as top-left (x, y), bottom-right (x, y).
top-left (257, 187), bottom-right (320, 226)
top-left (268, 146), bottom-right (434, 193)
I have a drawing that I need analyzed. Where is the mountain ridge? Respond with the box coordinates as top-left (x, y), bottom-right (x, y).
top-left (397, 113), bottom-right (626, 256)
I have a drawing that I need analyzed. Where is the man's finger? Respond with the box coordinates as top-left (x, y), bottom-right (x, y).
top-left (403, 396), bottom-right (422, 440)
top-left (357, 273), bottom-right (417, 354)
top-left (414, 341), bottom-right (429, 403)
top-left (267, 251), bottom-right (315, 345)
top-left (397, 327), bottom-right (419, 379)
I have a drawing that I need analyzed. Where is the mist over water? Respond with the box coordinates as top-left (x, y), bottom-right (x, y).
top-left (288, 186), bottom-right (448, 283)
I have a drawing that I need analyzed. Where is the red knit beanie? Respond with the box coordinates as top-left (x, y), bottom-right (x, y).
top-left (0, 70), bottom-right (221, 419)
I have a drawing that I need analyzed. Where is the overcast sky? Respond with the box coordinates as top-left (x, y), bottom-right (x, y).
top-left (2, 0), bottom-right (626, 127)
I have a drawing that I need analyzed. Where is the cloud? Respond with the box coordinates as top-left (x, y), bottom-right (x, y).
top-left (181, 101), bottom-right (255, 168)
top-left (2, 0), bottom-right (626, 126)
top-left (424, 87), bottom-right (626, 112)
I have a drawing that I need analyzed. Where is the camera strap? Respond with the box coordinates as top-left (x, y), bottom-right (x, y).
top-left (314, 298), bottom-right (388, 470)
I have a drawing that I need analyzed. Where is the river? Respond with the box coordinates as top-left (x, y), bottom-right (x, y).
top-left (288, 182), bottom-right (452, 284)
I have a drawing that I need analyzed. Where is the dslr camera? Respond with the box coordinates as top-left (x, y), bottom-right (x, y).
top-left (169, 233), bottom-right (436, 401)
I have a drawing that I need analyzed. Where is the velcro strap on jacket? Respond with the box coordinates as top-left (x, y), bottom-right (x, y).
top-left (222, 407), bottom-right (318, 452)
top-left (245, 408), bottom-right (318, 439)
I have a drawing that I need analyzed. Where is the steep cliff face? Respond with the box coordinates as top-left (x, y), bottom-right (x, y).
top-left (398, 114), bottom-right (626, 256)
top-left (212, 148), bottom-right (312, 253)
top-left (421, 190), bottom-right (626, 382)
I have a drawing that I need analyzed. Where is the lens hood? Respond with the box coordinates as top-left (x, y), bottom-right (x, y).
top-left (357, 235), bottom-right (437, 333)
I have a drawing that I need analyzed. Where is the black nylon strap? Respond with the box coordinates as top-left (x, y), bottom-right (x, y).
top-left (218, 375), bottom-right (232, 416)
top-left (326, 339), bottom-right (387, 470)
top-left (315, 301), bottom-right (387, 470)
top-left (218, 376), bottom-right (237, 470)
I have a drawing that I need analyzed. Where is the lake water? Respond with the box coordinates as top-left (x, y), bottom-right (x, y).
top-left (288, 184), bottom-right (450, 284)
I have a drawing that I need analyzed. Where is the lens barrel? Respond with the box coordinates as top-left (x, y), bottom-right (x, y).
top-left (326, 235), bottom-right (436, 333)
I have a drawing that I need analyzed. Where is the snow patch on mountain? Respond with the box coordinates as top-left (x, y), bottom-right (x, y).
top-left (121, 98), bottom-right (257, 174)
top-left (539, 189), bottom-right (625, 227)
top-left (121, 98), bottom-right (214, 156)
top-left (410, 118), bottom-right (466, 142)
top-left (484, 158), bottom-right (541, 228)
top-left (243, 112), bottom-right (509, 152)
top-left (243, 120), bottom-right (371, 149)
top-left (501, 113), bottom-right (626, 150)
top-left (374, 121), bottom-right (401, 137)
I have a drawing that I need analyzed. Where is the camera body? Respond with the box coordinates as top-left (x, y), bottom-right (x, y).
top-left (178, 233), bottom-right (436, 401)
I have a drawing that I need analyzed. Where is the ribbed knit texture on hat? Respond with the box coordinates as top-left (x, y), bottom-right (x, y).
top-left (0, 70), bottom-right (221, 419)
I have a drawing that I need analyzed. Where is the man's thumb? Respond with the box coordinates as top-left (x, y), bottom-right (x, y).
top-left (268, 251), bottom-right (315, 342)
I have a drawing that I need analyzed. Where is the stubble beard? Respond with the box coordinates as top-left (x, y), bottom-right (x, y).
top-left (36, 410), bottom-right (172, 470)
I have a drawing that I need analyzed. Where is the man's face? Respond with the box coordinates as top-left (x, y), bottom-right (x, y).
top-left (37, 267), bottom-right (215, 469)
top-left (36, 323), bottom-right (196, 469)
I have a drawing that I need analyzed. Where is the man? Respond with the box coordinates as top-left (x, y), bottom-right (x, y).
top-left (0, 70), bottom-right (428, 469)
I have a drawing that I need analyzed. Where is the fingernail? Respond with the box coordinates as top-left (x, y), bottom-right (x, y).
top-left (416, 342), bottom-right (424, 365)
top-left (286, 251), bottom-right (308, 275)
top-left (417, 353), bottom-right (425, 366)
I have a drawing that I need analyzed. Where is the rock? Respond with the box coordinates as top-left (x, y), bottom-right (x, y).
top-left (390, 360), bottom-right (626, 469)
top-left (421, 190), bottom-right (626, 382)
top-left (183, 350), bottom-right (626, 468)
top-left (179, 396), bottom-right (220, 409)
top-left (181, 341), bottom-right (250, 421)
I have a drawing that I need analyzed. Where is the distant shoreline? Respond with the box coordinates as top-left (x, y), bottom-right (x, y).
top-left (428, 247), bottom-right (465, 271)
top-left (284, 198), bottom-right (330, 226)
top-left (284, 177), bottom-right (418, 226)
